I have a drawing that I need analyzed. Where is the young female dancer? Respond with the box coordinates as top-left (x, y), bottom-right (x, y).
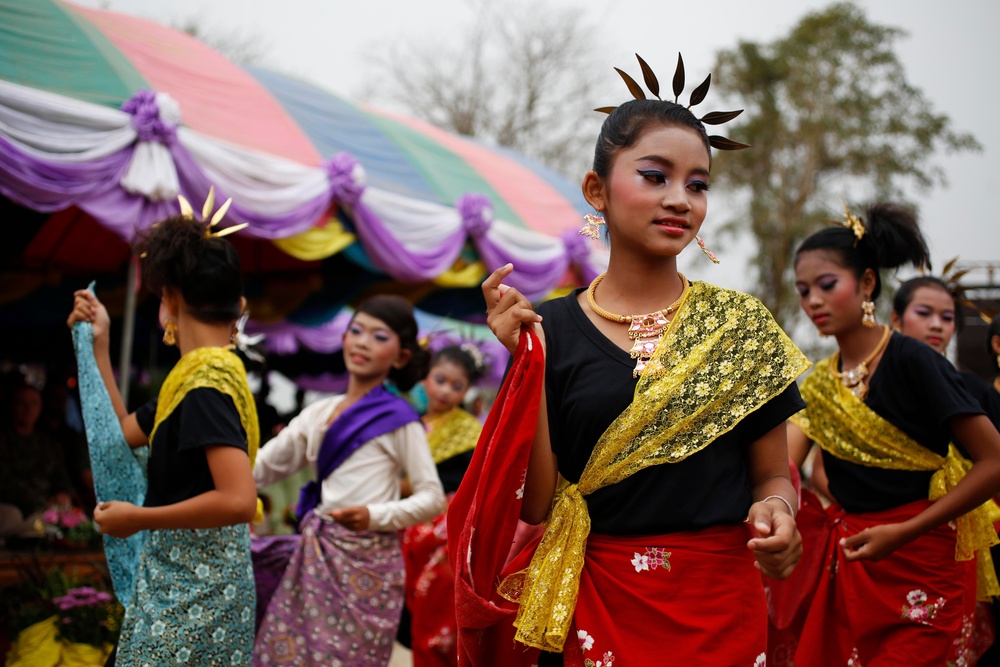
top-left (788, 203), bottom-right (1000, 665)
top-left (252, 295), bottom-right (446, 666)
top-left (403, 344), bottom-right (485, 666)
top-left (890, 275), bottom-right (958, 354)
top-left (470, 54), bottom-right (811, 666)
top-left (67, 210), bottom-right (260, 667)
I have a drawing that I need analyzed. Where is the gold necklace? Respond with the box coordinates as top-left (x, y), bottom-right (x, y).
top-left (586, 271), bottom-right (690, 377)
top-left (830, 325), bottom-right (892, 399)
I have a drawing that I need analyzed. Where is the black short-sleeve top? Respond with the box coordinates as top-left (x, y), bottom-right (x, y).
top-left (821, 334), bottom-right (985, 513)
top-left (135, 387), bottom-right (249, 507)
top-left (960, 371), bottom-right (1000, 428)
top-left (437, 450), bottom-right (474, 495)
top-left (536, 288), bottom-right (805, 536)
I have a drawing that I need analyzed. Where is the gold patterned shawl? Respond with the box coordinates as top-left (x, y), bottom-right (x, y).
top-left (792, 357), bottom-right (1000, 599)
top-left (505, 281), bottom-right (811, 652)
top-left (424, 407), bottom-right (481, 464)
top-left (150, 346), bottom-right (262, 521)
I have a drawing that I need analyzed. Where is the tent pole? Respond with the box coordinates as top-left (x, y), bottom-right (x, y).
top-left (118, 257), bottom-right (138, 406)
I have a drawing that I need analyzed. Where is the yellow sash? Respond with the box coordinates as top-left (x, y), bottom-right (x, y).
top-left (424, 407), bottom-right (481, 464)
top-left (506, 282), bottom-right (811, 652)
top-left (150, 346), bottom-right (262, 522)
top-left (792, 356), bottom-right (1000, 599)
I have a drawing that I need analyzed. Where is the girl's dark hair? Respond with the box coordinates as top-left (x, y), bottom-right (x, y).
top-left (795, 202), bottom-right (930, 301)
top-left (986, 318), bottom-right (1000, 361)
top-left (353, 295), bottom-right (429, 392)
top-left (134, 215), bottom-right (243, 324)
top-left (592, 99), bottom-right (711, 178)
top-left (431, 345), bottom-right (485, 385)
top-left (892, 276), bottom-right (962, 332)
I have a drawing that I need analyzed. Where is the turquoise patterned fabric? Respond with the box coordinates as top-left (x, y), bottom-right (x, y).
top-left (116, 524), bottom-right (255, 666)
top-left (71, 286), bottom-right (147, 609)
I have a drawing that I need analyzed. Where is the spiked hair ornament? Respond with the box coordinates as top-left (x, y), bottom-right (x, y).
top-left (177, 186), bottom-right (249, 238)
top-left (917, 257), bottom-right (998, 325)
top-left (595, 53), bottom-right (749, 151)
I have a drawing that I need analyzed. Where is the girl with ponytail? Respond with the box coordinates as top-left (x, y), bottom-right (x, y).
top-left (67, 211), bottom-right (261, 666)
top-left (786, 202), bottom-right (1000, 665)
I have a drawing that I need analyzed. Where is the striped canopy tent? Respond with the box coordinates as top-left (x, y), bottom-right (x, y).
top-left (0, 0), bottom-right (604, 381)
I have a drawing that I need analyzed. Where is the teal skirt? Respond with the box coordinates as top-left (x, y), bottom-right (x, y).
top-left (116, 524), bottom-right (255, 666)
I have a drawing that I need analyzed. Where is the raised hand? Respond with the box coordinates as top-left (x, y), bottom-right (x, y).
top-left (482, 264), bottom-right (544, 355)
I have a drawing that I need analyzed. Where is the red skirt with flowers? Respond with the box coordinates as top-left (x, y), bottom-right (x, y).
top-left (560, 525), bottom-right (767, 667)
top-left (793, 499), bottom-right (984, 667)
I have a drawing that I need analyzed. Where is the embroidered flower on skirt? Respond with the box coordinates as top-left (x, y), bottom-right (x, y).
top-left (901, 589), bottom-right (947, 625)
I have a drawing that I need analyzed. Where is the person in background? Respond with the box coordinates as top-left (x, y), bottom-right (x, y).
top-left (788, 202), bottom-right (1000, 665)
top-left (0, 383), bottom-right (75, 540)
top-left (252, 295), bottom-right (446, 667)
top-left (402, 344), bottom-right (485, 666)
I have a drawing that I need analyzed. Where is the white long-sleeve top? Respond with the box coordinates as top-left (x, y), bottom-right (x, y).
top-left (253, 395), bottom-right (446, 532)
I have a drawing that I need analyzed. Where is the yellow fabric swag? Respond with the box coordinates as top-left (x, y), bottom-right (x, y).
top-left (424, 407), bottom-right (481, 465)
top-left (792, 355), bottom-right (1000, 599)
top-left (507, 281), bottom-right (811, 652)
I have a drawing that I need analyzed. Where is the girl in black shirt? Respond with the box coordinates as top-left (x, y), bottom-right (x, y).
top-left (789, 203), bottom-right (1000, 666)
top-left (479, 54), bottom-right (809, 667)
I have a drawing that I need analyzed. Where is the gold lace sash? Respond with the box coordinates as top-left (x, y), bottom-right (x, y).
top-left (793, 360), bottom-right (1000, 599)
top-left (425, 408), bottom-right (481, 464)
top-left (508, 282), bottom-right (811, 651)
top-left (151, 346), bottom-right (262, 521)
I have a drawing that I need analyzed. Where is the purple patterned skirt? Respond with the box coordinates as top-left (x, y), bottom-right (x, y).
top-left (253, 513), bottom-right (404, 666)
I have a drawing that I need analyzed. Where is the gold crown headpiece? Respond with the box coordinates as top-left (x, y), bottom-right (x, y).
top-left (177, 186), bottom-right (249, 238)
top-left (596, 53), bottom-right (749, 151)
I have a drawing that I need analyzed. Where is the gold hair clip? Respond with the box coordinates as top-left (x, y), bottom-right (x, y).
top-left (822, 198), bottom-right (865, 244)
top-left (177, 186), bottom-right (249, 238)
top-left (595, 53), bottom-right (749, 151)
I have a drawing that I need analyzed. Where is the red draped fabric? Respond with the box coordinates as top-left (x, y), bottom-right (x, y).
top-left (794, 499), bottom-right (983, 667)
top-left (405, 508), bottom-right (457, 666)
top-left (447, 329), bottom-right (544, 667)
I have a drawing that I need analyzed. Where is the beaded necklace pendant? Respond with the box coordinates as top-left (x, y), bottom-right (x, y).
top-left (627, 312), bottom-right (669, 377)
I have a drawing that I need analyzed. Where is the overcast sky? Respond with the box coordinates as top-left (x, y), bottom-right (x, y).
top-left (76, 0), bottom-right (999, 294)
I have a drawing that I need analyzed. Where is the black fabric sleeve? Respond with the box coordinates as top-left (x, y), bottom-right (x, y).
top-left (960, 371), bottom-right (1000, 427)
top-left (736, 383), bottom-right (806, 443)
top-left (895, 336), bottom-right (984, 427)
top-left (175, 388), bottom-right (247, 453)
top-left (135, 398), bottom-right (157, 436)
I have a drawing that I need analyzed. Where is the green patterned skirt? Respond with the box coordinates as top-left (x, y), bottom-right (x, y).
top-left (116, 524), bottom-right (255, 666)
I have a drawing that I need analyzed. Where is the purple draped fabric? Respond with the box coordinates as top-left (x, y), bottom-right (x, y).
top-left (0, 116), bottom-right (589, 287)
top-left (349, 200), bottom-right (467, 282)
top-left (474, 232), bottom-right (570, 301)
top-left (295, 385), bottom-right (419, 523)
top-left (561, 228), bottom-right (602, 284)
top-left (247, 311), bottom-right (352, 355)
top-left (250, 534), bottom-right (299, 633)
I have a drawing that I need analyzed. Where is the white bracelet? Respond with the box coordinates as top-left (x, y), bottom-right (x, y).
top-left (759, 494), bottom-right (796, 519)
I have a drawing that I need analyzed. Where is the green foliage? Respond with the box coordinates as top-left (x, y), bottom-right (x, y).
top-left (710, 2), bottom-right (980, 326)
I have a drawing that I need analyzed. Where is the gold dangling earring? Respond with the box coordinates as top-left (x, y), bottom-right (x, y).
top-left (163, 319), bottom-right (177, 346)
top-left (231, 324), bottom-right (239, 347)
top-left (579, 213), bottom-right (606, 240)
top-left (695, 236), bottom-right (720, 264)
top-left (861, 299), bottom-right (877, 328)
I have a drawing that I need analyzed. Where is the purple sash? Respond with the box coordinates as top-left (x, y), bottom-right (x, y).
top-left (295, 385), bottom-right (419, 524)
